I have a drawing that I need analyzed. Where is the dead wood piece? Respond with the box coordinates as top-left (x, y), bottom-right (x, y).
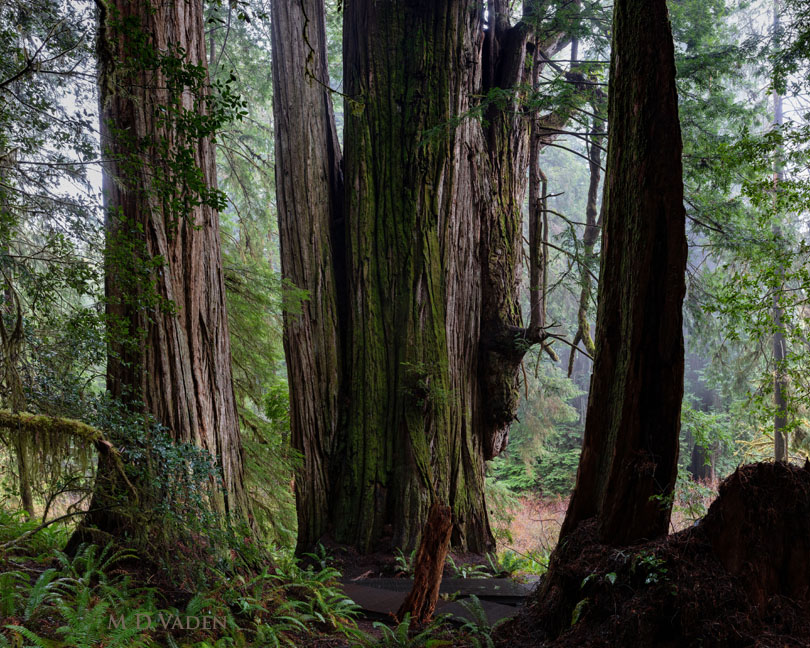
top-left (396, 501), bottom-right (453, 623)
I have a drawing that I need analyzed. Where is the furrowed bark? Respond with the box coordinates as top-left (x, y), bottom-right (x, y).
top-left (270, 0), bottom-right (344, 553)
top-left (275, 0), bottom-right (588, 553)
top-left (560, 0), bottom-right (687, 545)
top-left (75, 0), bottom-right (250, 545)
top-left (339, 0), bottom-right (493, 552)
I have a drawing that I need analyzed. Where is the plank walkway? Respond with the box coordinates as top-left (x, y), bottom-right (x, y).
top-left (346, 577), bottom-right (532, 597)
top-left (341, 577), bottom-right (536, 625)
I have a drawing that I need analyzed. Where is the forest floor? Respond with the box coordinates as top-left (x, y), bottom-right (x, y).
top-left (11, 475), bottom-right (804, 648)
top-left (297, 489), bottom-right (723, 647)
top-left (496, 463), bottom-right (810, 647)
top-left (308, 471), bottom-right (810, 648)
top-left (495, 485), bottom-right (717, 561)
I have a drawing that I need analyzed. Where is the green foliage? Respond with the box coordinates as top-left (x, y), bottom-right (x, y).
top-left (630, 551), bottom-right (669, 586)
top-left (672, 469), bottom-right (717, 524)
top-left (445, 556), bottom-right (490, 580)
top-left (489, 362), bottom-right (581, 496)
top-left (394, 547), bottom-right (417, 578)
top-left (1, 540), bottom-right (155, 648)
top-left (456, 595), bottom-right (508, 648)
top-left (0, 0), bottom-right (106, 521)
top-left (104, 7), bottom-right (245, 224)
top-left (264, 545), bottom-right (360, 637)
top-left (0, 508), bottom-right (71, 558)
top-left (486, 549), bottom-right (547, 578)
top-left (205, 2), bottom-right (301, 549)
top-left (350, 613), bottom-right (451, 648)
top-left (570, 597), bottom-right (589, 626)
top-left (0, 570), bottom-right (26, 617)
top-left (82, 400), bottom-right (228, 562)
top-left (0, 538), bottom-right (366, 648)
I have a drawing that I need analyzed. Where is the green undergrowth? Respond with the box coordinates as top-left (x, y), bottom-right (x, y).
top-left (0, 509), bottom-right (513, 647)
top-left (346, 597), bottom-right (504, 648)
top-left (0, 512), bottom-right (365, 648)
top-left (395, 546), bottom-right (547, 581)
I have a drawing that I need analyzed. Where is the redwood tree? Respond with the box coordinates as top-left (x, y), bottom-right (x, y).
top-left (560, 0), bottom-right (687, 545)
top-left (270, 0), bottom-right (344, 551)
top-left (75, 0), bottom-right (250, 541)
top-left (273, 1), bottom-right (579, 552)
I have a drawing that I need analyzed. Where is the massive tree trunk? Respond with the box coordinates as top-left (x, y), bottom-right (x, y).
top-left (75, 0), bottom-right (249, 542)
top-left (560, 0), bottom-right (687, 545)
top-left (337, 0), bottom-right (490, 552)
top-left (273, 0), bottom-right (574, 553)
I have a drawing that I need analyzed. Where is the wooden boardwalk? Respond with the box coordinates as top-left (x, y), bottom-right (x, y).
top-left (341, 577), bottom-right (535, 624)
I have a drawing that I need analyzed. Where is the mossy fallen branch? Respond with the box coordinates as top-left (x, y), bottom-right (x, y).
top-left (0, 409), bottom-right (138, 503)
top-left (0, 410), bottom-right (101, 443)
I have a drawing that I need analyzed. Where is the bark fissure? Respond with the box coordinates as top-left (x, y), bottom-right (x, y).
top-left (274, 0), bottom-right (592, 553)
top-left (75, 0), bottom-right (250, 547)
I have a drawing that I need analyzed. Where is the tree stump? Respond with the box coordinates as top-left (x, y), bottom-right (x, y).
top-left (396, 501), bottom-right (453, 623)
top-left (702, 460), bottom-right (810, 608)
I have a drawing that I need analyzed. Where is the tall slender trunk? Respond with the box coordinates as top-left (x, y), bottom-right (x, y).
top-left (74, 0), bottom-right (249, 544)
top-left (568, 109), bottom-right (604, 376)
top-left (772, 0), bottom-right (788, 463)
top-left (560, 0), bottom-right (687, 545)
top-left (270, 0), bottom-right (344, 552)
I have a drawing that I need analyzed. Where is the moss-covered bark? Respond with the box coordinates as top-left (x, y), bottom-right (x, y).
top-left (337, 0), bottom-right (475, 551)
top-left (560, 0), bottom-right (687, 545)
top-left (274, 0), bottom-right (584, 553)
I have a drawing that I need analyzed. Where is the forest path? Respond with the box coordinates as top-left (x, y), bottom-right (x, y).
top-left (340, 577), bottom-right (535, 625)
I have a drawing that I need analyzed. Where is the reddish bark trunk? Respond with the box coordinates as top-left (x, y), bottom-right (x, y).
top-left (396, 502), bottom-right (453, 623)
top-left (270, 0), bottom-right (344, 553)
top-left (75, 0), bottom-right (249, 544)
top-left (560, 0), bottom-right (687, 545)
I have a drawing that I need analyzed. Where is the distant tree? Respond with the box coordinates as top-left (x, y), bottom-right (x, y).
top-left (771, 1), bottom-right (788, 462)
top-left (560, 0), bottom-right (687, 544)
